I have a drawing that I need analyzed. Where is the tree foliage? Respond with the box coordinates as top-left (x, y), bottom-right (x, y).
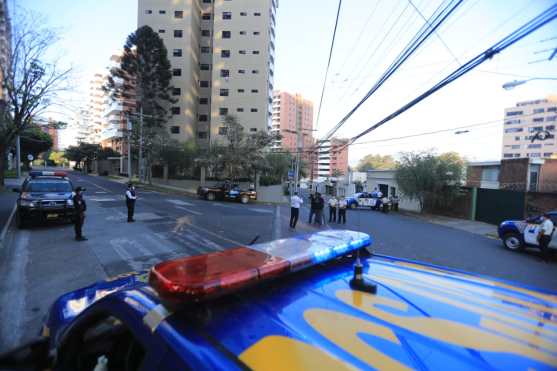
top-left (48, 151), bottom-right (65, 165)
top-left (357, 154), bottom-right (396, 171)
top-left (260, 152), bottom-right (293, 186)
top-left (63, 142), bottom-right (102, 170)
top-left (20, 125), bottom-right (53, 162)
top-left (395, 151), bottom-right (465, 211)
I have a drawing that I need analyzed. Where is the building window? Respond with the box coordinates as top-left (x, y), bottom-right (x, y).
top-left (201, 46), bottom-right (211, 53)
top-left (252, 50), bottom-right (260, 55)
top-left (174, 10), bottom-right (183, 18)
top-left (202, 13), bottom-right (211, 20)
top-left (528, 143), bottom-right (542, 149)
top-left (544, 152), bottom-right (553, 157)
top-left (237, 108), bottom-right (244, 112)
top-left (170, 126), bottom-right (180, 134)
top-left (173, 49), bottom-right (182, 57)
top-left (200, 63), bottom-right (210, 70)
top-left (529, 126), bottom-right (543, 132)
top-left (546, 125), bottom-right (556, 131)
top-left (223, 12), bottom-right (232, 20)
top-left (251, 108), bottom-right (258, 112)
top-left (219, 127), bottom-right (228, 135)
top-left (528, 153), bottom-right (541, 158)
top-left (237, 89), bottom-right (245, 93)
top-left (238, 69), bottom-right (245, 74)
top-left (220, 69), bottom-right (230, 77)
top-left (199, 97), bottom-right (208, 104)
top-left (504, 127), bottom-right (522, 133)
top-left (240, 11), bottom-right (247, 16)
top-left (511, 145), bottom-right (520, 149)
top-left (221, 50), bottom-right (231, 58)
top-left (158, 29), bottom-right (165, 33)
top-left (174, 30), bottom-right (183, 38)
top-left (172, 88), bottom-right (181, 96)
top-left (533, 108), bottom-right (545, 114)
top-left (220, 89), bottom-right (229, 96)
top-left (514, 136), bottom-right (520, 141)
top-left (198, 132), bottom-right (208, 139)
top-left (253, 31), bottom-right (260, 35)
top-left (219, 107), bottom-right (228, 115)
top-left (172, 68), bottom-right (182, 76)
top-left (533, 117), bottom-right (544, 123)
top-left (250, 128), bottom-right (257, 132)
top-left (222, 31), bottom-right (231, 39)
top-left (240, 31), bottom-right (246, 35)
top-left (251, 89), bottom-right (259, 93)
top-left (506, 110), bottom-right (523, 116)
top-left (254, 12), bottom-right (261, 16)
top-left (159, 10), bottom-right (166, 14)
top-left (252, 69), bottom-right (259, 74)
top-left (199, 114), bottom-right (208, 122)
top-left (202, 0), bottom-right (211, 3)
top-left (145, 9), bottom-right (153, 14)
top-left (201, 29), bottom-right (210, 36)
top-left (171, 107), bottom-right (180, 115)
top-left (505, 119), bottom-right (520, 125)
top-left (546, 116), bottom-right (557, 122)
top-left (548, 107), bottom-right (557, 112)
top-left (239, 50), bottom-right (246, 54)
top-left (200, 80), bottom-right (209, 87)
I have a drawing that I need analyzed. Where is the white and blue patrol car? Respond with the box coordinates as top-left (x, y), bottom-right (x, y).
top-left (498, 211), bottom-right (557, 252)
top-left (345, 192), bottom-right (391, 213)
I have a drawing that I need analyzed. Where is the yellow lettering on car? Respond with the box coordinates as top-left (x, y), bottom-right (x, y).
top-left (336, 289), bottom-right (557, 367)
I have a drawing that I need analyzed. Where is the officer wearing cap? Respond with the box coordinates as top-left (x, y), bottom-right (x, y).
top-left (72, 186), bottom-right (87, 241)
top-left (125, 182), bottom-right (137, 222)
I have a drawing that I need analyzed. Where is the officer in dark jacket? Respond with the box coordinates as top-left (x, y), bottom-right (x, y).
top-left (72, 186), bottom-right (87, 241)
top-left (314, 192), bottom-right (325, 226)
top-left (125, 182), bottom-right (137, 222)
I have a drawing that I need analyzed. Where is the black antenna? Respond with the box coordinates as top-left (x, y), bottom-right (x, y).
top-left (349, 247), bottom-right (377, 294)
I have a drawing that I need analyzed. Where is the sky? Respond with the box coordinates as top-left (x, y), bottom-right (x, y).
top-left (13, 0), bottom-right (557, 165)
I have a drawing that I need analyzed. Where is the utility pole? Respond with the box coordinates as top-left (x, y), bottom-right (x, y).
top-left (126, 116), bottom-right (132, 181)
top-left (294, 109), bottom-right (302, 194)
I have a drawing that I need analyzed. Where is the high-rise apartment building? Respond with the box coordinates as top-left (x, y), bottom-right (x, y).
top-left (138, 0), bottom-right (277, 146)
top-left (86, 72), bottom-right (107, 144)
top-left (270, 91), bottom-right (314, 157)
top-left (313, 138), bottom-right (349, 180)
top-left (0, 0), bottom-right (11, 103)
top-left (502, 96), bottom-right (557, 159)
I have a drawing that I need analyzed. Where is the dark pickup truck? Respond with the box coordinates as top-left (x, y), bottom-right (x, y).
top-left (197, 182), bottom-right (257, 204)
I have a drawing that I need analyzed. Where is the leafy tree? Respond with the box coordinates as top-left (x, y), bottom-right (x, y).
top-left (0, 12), bottom-right (71, 186)
top-left (357, 154), bottom-right (396, 171)
top-left (49, 151), bottom-right (66, 166)
top-left (332, 169), bottom-right (344, 178)
top-left (20, 125), bottom-right (53, 167)
top-left (261, 152), bottom-right (293, 185)
top-left (104, 25), bottom-right (175, 181)
top-left (395, 151), bottom-right (465, 211)
top-left (63, 142), bottom-right (101, 170)
top-left (97, 147), bottom-right (121, 160)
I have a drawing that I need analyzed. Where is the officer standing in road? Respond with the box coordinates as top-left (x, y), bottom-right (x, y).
top-left (289, 191), bottom-right (303, 229)
top-left (538, 213), bottom-right (554, 261)
top-left (308, 193), bottom-right (316, 224)
top-left (72, 186), bottom-right (87, 241)
top-left (338, 197), bottom-right (347, 224)
top-left (126, 182), bottom-right (137, 222)
top-left (328, 195), bottom-right (338, 223)
top-left (314, 192), bottom-right (325, 226)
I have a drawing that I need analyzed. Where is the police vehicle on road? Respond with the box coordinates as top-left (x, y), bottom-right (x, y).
top-left (345, 191), bottom-right (391, 213)
top-left (1, 230), bottom-right (555, 370)
top-left (498, 211), bottom-right (557, 253)
top-left (12, 171), bottom-right (76, 229)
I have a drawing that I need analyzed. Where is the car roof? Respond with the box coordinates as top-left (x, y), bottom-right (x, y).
top-left (49, 250), bottom-right (557, 369)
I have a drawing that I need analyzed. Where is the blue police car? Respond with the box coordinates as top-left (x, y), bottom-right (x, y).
top-left (498, 211), bottom-right (557, 252)
top-left (345, 192), bottom-right (390, 212)
top-left (1, 230), bottom-right (556, 370)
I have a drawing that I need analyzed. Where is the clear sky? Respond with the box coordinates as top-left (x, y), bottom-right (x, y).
top-left (13, 0), bottom-right (557, 165)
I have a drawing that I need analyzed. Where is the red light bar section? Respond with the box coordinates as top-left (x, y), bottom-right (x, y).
top-left (149, 247), bottom-right (289, 303)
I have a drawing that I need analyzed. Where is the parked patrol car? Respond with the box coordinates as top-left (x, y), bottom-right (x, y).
top-left (1, 230), bottom-right (555, 370)
top-left (498, 211), bottom-right (557, 252)
top-left (345, 191), bottom-right (391, 213)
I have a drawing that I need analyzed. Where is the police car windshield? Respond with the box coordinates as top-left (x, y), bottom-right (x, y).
top-left (25, 180), bottom-right (72, 193)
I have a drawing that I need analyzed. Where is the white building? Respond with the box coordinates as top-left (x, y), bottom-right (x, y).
top-left (138, 0), bottom-right (277, 146)
top-left (366, 170), bottom-right (422, 212)
top-left (87, 72), bottom-right (108, 144)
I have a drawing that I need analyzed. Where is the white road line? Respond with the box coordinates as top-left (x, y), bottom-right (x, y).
top-left (90, 197), bottom-right (118, 202)
top-left (166, 199), bottom-right (194, 207)
top-left (0, 203), bottom-right (16, 249)
top-left (76, 177), bottom-right (113, 193)
top-left (211, 203), bottom-right (235, 208)
top-left (175, 206), bottom-right (203, 215)
top-left (95, 191), bottom-right (108, 194)
top-left (248, 207), bottom-right (273, 214)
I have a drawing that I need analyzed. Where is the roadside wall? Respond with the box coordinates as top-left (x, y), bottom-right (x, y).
top-left (525, 192), bottom-right (557, 216)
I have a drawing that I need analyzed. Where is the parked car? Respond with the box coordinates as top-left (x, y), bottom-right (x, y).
top-left (345, 192), bottom-right (391, 213)
top-left (197, 182), bottom-right (257, 204)
top-left (12, 171), bottom-right (76, 228)
top-left (498, 211), bottom-right (557, 252)
top-left (1, 229), bottom-right (554, 370)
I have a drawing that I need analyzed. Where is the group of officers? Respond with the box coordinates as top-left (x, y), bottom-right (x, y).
top-left (71, 182), bottom-right (137, 241)
top-left (289, 191), bottom-right (347, 229)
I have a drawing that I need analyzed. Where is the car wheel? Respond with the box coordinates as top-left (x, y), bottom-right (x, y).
top-left (350, 203), bottom-right (357, 209)
top-left (15, 211), bottom-right (25, 229)
top-left (502, 233), bottom-right (523, 251)
top-left (206, 192), bottom-right (216, 201)
top-left (240, 195), bottom-right (249, 204)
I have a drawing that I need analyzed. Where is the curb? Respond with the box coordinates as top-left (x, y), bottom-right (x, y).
top-left (0, 203), bottom-right (17, 250)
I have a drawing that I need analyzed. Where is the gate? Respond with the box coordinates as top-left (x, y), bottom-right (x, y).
top-left (476, 188), bottom-right (525, 225)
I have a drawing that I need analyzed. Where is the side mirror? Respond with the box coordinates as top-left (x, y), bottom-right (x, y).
top-left (0, 337), bottom-right (53, 369)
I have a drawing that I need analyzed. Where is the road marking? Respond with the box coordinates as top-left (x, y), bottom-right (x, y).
top-left (175, 206), bottom-right (203, 215)
top-left (249, 208), bottom-right (273, 214)
top-left (0, 203), bottom-right (16, 249)
top-left (211, 203), bottom-right (235, 208)
top-left (272, 205), bottom-right (281, 240)
top-left (166, 199), bottom-right (194, 207)
top-left (75, 177), bottom-right (113, 193)
top-left (95, 191), bottom-right (108, 194)
top-left (90, 197), bottom-right (118, 202)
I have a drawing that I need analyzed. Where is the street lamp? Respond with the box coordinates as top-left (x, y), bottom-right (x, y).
top-left (502, 77), bottom-right (557, 90)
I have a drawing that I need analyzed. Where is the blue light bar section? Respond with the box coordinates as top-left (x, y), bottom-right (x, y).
top-left (250, 230), bottom-right (372, 270)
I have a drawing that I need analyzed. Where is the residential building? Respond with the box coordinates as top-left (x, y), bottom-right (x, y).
top-left (137, 0), bottom-right (277, 145)
top-left (501, 96), bottom-right (557, 159)
top-left (270, 91), bottom-right (314, 158)
top-left (39, 120), bottom-right (60, 151)
top-left (0, 0), bottom-right (11, 103)
top-left (366, 170), bottom-right (421, 212)
top-left (313, 138), bottom-right (349, 180)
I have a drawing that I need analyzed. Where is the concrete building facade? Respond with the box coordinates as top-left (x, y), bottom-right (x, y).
top-left (138, 0), bottom-right (277, 146)
top-left (0, 0), bottom-right (11, 103)
top-left (270, 90), bottom-right (314, 157)
top-left (86, 72), bottom-right (107, 144)
top-left (502, 96), bottom-right (557, 159)
top-left (313, 138), bottom-right (349, 180)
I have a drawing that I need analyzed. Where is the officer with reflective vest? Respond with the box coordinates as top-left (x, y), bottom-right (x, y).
top-left (126, 182), bottom-right (137, 222)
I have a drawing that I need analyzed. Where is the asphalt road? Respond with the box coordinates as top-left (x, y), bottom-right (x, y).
top-left (0, 171), bottom-right (555, 351)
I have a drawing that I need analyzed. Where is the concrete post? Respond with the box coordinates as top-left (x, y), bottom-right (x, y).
top-left (200, 167), bottom-right (206, 186)
top-left (163, 164), bottom-right (169, 183)
top-left (470, 187), bottom-right (477, 221)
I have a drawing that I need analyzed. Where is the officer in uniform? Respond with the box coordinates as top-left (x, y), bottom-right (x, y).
top-left (125, 182), bottom-right (137, 222)
top-left (72, 186), bottom-right (87, 241)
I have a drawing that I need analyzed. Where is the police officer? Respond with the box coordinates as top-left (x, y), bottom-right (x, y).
top-left (338, 197), bottom-right (347, 224)
top-left (72, 186), bottom-right (87, 241)
top-left (126, 182), bottom-right (137, 222)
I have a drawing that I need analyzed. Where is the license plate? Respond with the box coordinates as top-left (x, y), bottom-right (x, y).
top-left (46, 213), bottom-right (58, 220)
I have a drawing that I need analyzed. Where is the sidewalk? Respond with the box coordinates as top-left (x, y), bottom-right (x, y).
top-left (0, 177), bottom-right (25, 248)
top-left (400, 211), bottom-right (498, 239)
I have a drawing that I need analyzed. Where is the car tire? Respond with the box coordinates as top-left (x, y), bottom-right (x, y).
top-left (206, 192), bottom-right (216, 201)
top-left (350, 203), bottom-right (357, 209)
top-left (15, 211), bottom-right (25, 229)
top-left (502, 233), bottom-right (524, 251)
top-left (240, 195), bottom-right (249, 204)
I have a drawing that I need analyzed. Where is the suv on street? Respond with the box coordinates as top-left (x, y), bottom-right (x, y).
top-left (197, 181), bottom-right (257, 204)
top-left (13, 171), bottom-right (76, 228)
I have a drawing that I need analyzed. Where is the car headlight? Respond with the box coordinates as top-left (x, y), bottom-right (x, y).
top-left (66, 199), bottom-right (74, 206)
top-left (20, 200), bottom-right (36, 207)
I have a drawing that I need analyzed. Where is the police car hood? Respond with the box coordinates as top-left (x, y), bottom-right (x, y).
top-left (191, 256), bottom-right (557, 370)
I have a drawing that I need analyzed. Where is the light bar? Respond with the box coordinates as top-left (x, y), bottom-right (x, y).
top-left (29, 171), bottom-right (67, 177)
top-left (149, 230), bottom-right (371, 303)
